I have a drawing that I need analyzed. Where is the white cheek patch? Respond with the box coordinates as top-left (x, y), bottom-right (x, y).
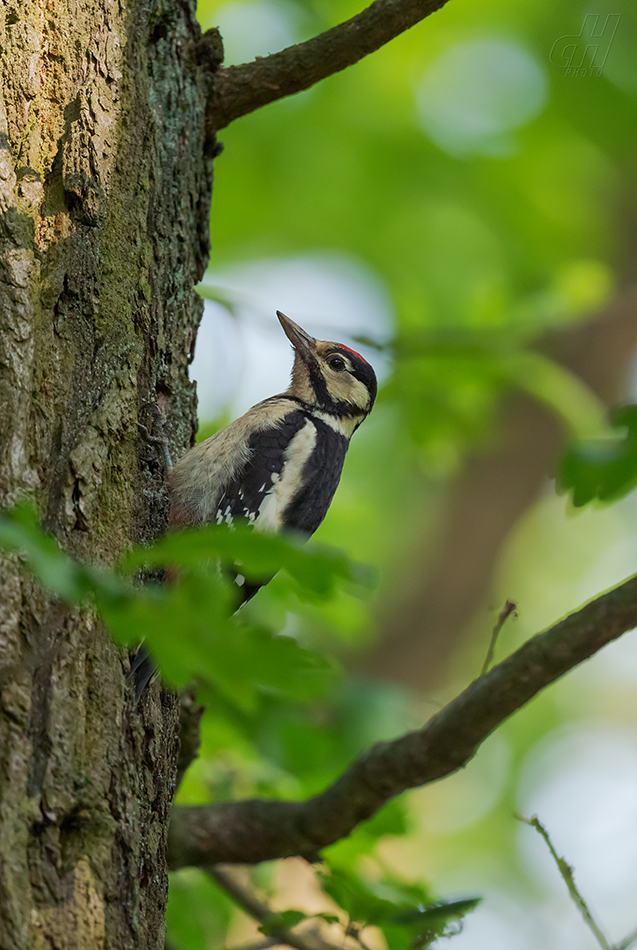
top-left (324, 370), bottom-right (370, 412)
top-left (349, 376), bottom-right (372, 410)
top-left (255, 420), bottom-right (318, 531)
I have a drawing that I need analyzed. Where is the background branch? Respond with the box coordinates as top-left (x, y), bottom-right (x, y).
top-left (168, 571), bottom-right (637, 867)
top-left (208, 0), bottom-right (451, 130)
top-left (207, 867), bottom-right (342, 950)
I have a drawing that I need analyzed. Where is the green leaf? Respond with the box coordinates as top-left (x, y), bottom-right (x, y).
top-left (318, 864), bottom-right (477, 950)
top-left (559, 405), bottom-right (637, 507)
top-left (319, 866), bottom-right (398, 925)
top-left (318, 865), bottom-right (433, 928)
top-left (119, 522), bottom-right (373, 599)
top-left (363, 798), bottom-right (409, 839)
top-left (393, 897), bottom-right (482, 925)
top-left (0, 501), bottom-right (128, 604)
top-left (383, 898), bottom-right (482, 950)
top-left (101, 573), bottom-right (335, 709)
top-left (259, 910), bottom-right (309, 935)
top-left (0, 504), bottom-right (337, 711)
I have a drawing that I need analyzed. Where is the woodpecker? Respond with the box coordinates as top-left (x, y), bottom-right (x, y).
top-left (169, 311), bottom-right (377, 545)
top-left (131, 312), bottom-right (376, 698)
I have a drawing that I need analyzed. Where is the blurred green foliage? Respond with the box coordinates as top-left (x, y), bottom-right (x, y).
top-left (180, 0), bottom-right (637, 943)
top-left (0, 503), bottom-right (478, 946)
top-left (319, 863), bottom-right (480, 949)
top-left (250, 864), bottom-right (480, 949)
top-left (560, 406), bottom-right (637, 507)
top-left (0, 501), bottom-right (357, 707)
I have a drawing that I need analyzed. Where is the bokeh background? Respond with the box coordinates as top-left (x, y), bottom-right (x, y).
top-left (168, 0), bottom-right (637, 946)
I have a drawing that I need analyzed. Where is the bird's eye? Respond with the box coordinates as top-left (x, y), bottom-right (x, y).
top-left (327, 356), bottom-right (346, 372)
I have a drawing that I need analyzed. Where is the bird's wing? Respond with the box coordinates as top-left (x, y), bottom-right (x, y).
top-left (214, 411), bottom-right (316, 531)
top-left (169, 397), bottom-right (305, 527)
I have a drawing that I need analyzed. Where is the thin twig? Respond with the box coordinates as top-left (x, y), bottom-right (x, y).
top-left (207, 866), bottom-right (343, 950)
top-left (481, 600), bottom-right (516, 675)
top-left (208, 0), bottom-right (452, 129)
top-left (519, 816), bottom-right (612, 950)
top-left (616, 927), bottom-right (637, 950)
top-left (168, 571), bottom-right (637, 867)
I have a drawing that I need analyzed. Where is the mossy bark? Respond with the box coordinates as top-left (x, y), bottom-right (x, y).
top-left (0, 0), bottom-right (217, 945)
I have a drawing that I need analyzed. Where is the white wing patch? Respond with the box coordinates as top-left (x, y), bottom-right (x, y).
top-left (255, 419), bottom-right (317, 531)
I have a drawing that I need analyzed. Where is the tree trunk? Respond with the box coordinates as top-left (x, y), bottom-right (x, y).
top-left (0, 0), bottom-right (216, 945)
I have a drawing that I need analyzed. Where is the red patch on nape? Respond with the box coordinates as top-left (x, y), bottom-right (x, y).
top-left (338, 344), bottom-right (368, 365)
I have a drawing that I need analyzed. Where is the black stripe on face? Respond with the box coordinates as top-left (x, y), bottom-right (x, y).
top-left (308, 362), bottom-right (333, 407)
top-left (329, 399), bottom-right (370, 418)
top-left (307, 363), bottom-right (366, 416)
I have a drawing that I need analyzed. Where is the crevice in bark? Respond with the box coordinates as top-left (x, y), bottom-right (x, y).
top-left (0, 0), bottom-right (217, 945)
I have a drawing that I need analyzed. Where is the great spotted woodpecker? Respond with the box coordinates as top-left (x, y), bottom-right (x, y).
top-left (169, 311), bottom-right (377, 543)
top-left (131, 312), bottom-right (376, 698)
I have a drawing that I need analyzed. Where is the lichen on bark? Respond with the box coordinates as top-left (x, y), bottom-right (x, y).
top-left (0, 0), bottom-right (220, 945)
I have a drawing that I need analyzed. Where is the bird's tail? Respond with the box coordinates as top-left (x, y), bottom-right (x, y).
top-left (128, 643), bottom-right (158, 703)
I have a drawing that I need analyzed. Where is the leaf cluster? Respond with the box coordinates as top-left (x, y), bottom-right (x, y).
top-left (319, 864), bottom-right (480, 950)
top-left (0, 501), bottom-right (477, 948)
top-left (0, 501), bottom-right (369, 711)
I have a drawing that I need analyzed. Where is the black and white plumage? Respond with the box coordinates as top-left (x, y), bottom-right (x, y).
top-left (169, 311), bottom-right (377, 548)
top-left (131, 313), bottom-right (376, 699)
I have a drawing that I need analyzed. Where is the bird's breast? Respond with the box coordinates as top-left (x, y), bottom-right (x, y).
top-left (277, 414), bottom-right (349, 535)
top-left (256, 418), bottom-right (319, 531)
top-left (212, 409), bottom-right (349, 537)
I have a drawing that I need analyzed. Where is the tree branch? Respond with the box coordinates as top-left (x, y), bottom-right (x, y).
top-left (168, 573), bottom-right (637, 868)
top-left (208, 0), bottom-right (451, 131)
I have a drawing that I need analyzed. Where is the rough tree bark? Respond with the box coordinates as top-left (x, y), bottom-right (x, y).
top-left (0, 0), bottom-right (217, 945)
top-left (2, 0), bottom-right (633, 945)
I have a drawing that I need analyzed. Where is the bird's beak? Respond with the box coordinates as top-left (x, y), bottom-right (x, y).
top-left (277, 311), bottom-right (317, 361)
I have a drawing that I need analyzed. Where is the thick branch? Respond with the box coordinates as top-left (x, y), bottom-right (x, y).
top-left (209, 0), bottom-right (451, 130)
top-left (168, 572), bottom-right (637, 867)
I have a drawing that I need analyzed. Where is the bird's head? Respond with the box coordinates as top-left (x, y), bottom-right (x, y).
top-left (277, 311), bottom-right (377, 427)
